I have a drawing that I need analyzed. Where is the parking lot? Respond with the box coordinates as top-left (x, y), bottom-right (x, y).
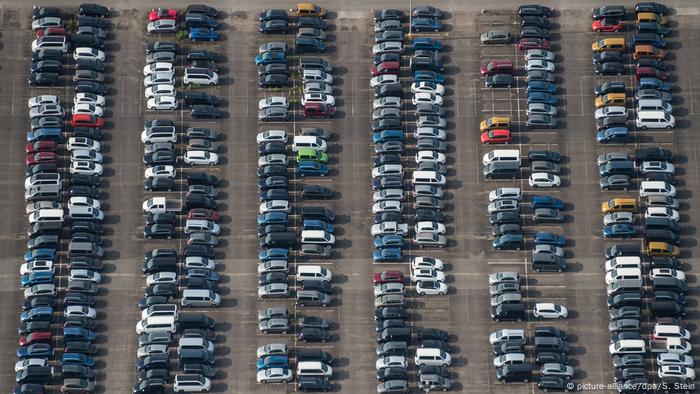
top-left (1, 1), bottom-right (700, 393)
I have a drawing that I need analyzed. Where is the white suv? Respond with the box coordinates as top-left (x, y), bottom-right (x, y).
top-left (184, 68), bottom-right (219, 86)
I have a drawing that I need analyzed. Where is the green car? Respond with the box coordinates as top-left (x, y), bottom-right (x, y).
top-left (296, 147), bottom-right (328, 163)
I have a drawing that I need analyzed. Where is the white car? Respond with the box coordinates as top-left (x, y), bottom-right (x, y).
top-left (595, 106), bottom-right (627, 120)
top-left (73, 47), bottom-right (105, 62)
top-left (370, 75), bottom-right (399, 88)
top-left (410, 268), bottom-right (445, 283)
top-left (256, 130), bottom-right (287, 144)
top-left (145, 165), bottom-right (176, 179)
top-left (184, 150), bottom-right (219, 166)
top-left (25, 201), bottom-right (61, 213)
top-left (645, 207), bottom-right (679, 222)
top-left (145, 84), bottom-right (176, 99)
top-left (373, 96), bottom-right (403, 110)
top-left (416, 280), bottom-right (448, 295)
top-left (489, 187), bottom-right (522, 202)
top-left (185, 257), bottom-right (216, 270)
top-left (529, 173), bottom-right (561, 187)
top-left (415, 221), bottom-right (446, 235)
top-left (411, 82), bottom-right (445, 95)
top-left (373, 189), bottom-right (404, 202)
top-left (28, 95), bottom-right (59, 108)
top-left (649, 268), bottom-right (686, 281)
top-left (259, 200), bottom-right (291, 214)
top-left (73, 103), bottom-right (104, 117)
top-left (144, 72), bottom-right (175, 88)
top-left (147, 19), bottom-right (177, 33)
top-left (147, 95), bottom-right (178, 110)
top-left (371, 222), bottom-right (408, 236)
top-left (143, 62), bottom-right (175, 77)
top-left (415, 127), bottom-right (446, 140)
top-left (74, 93), bottom-right (105, 106)
top-left (301, 93), bottom-right (335, 106)
top-left (603, 212), bottom-right (634, 225)
top-left (412, 257), bottom-right (444, 270)
top-left (372, 200), bottom-right (402, 214)
top-left (174, 375), bottom-right (211, 393)
top-left (65, 305), bottom-right (97, 318)
top-left (20, 261), bottom-right (54, 276)
top-left (69, 269), bottom-right (101, 284)
top-left (415, 150), bottom-right (446, 165)
top-left (70, 161), bottom-right (103, 176)
top-left (146, 271), bottom-right (178, 286)
top-left (525, 49), bottom-right (555, 62)
top-left (374, 283), bottom-right (405, 297)
top-left (533, 244), bottom-right (564, 257)
top-left (71, 149), bottom-right (103, 163)
top-left (493, 353), bottom-right (527, 368)
top-left (533, 303), bottom-right (568, 319)
top-left (68, 197), bottom-right (101, 210)
top-left (15, 358), bottom-right (47, 373)
top-left (412, 92), bottom-right (443, 106)
top-left (258, 154), bottom-right (287, 167)
top-left (525, 59), bottom-right (555, 72)
top-left (658, 365), bottom-right (695, 381)
top-left (256, 368), bottom-right (293, 383)
top-left (67, 137), bottom-right (101, 152)
top-left (137, 344), bottom-right (169, 359)
top-left (29, 105), bottom-right (64, 119)
top-left (258, 97), bottom-right (289, 110)
top-left (376, 356), bottom-right (407, 370)
top-left (372, 41), bottom-right (403, 55)
top-left (641, 161), bottom-right (675, 174)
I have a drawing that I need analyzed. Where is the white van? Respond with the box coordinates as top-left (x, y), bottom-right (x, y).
top-left (183, 68), bottom-right (219, 86)
top-left (609, 339), bottom-right (646, 355)
top-left (140, 127), bottom-right (177, 144)
top-left (605, 268), bottom-right (642, 285)
top-left (296, 265), bottom-right (332, 283)
top-left (604, 256), bottom-right (642, 272)
top-left (637, 99), bottom-right (672, 113)
top-left (29, 209), bottom-right (64, 224)
top-left (300, 230), bottom-right (335, 245)
top-left (639, 181), bottom-right (676, 197)
top-left (412, 170), bottom-right (446, 186)
top-left (135, 316), bottom-right (176, 334)
top-left (636, 110), bottom-right (675, 129)
top-left (653, 324), bottom-right (691, 340)
top-left (297, 361), bottom-right (333, 377)
top-left (292, 136), bottom-right (327, 152)
top-left (489, 329), bottom-right (525, 345)
top-left (414, 348), bottom-right (452, 367)
top-left (31, 36), bottom-right (68, 53)
top-left (482, 150), bottom-right (521, 166)
top-left (181, 289), bottom-right (221, 307)
top-left (25, 173), bottom-right (61, 190)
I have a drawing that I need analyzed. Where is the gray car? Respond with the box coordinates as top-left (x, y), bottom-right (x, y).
top-left (527, 103), bottom-right (557, 117)
top-left (377, 380), bottom-right (408, 393)
top-left (415, 103), bottom-right (445, 116)
top-left (490, 293), bottom-right (523, 307)
top-left (258, 42), bottom-right (287, 54)
top-left (481, 30), bottom-right (511, 44)
top-left (531, 160), bottom-right (561, 174)
top-left (533, 208), bottom-right (564, 223)
top-left (527, 113), bottom-right (556, 128)
top-left (597, 152), bottom-right (630, 166)
top-left (304, 82), bottom-right (333, 95)
top-left (259, 318), bottom-right (290, 333)
top-left (258, 307), bottom-right (289, 322)
top-left (146, 51), bottom-right (176, 64)
top-left (258, 107), bottom-right (289, 121)
top-left (300, 243), bottom-right (331, 258)
top-left (414, 232), bottom-right (447, 247)
top-left (373, 107), bottom-right (402, 120)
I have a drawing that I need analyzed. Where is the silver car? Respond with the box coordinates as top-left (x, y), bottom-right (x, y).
top-left (480, 30), bottom-right (510, 44)
top-left (527, 103), bottom-right (557, 117)
top-left (414, 232), bottom-right (447, 247)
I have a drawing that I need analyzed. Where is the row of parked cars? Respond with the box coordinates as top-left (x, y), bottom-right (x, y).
top-left (17, 5), bottom-right (112, 394)
top-left (146, 4), bottom-right (220, 41)
top-left (258, 3), bottom-right (329, 54)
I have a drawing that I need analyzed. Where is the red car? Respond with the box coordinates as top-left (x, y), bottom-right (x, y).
top-left (36, 27), bottom-right (66, 38)
top-left (591, 18), bottom-right (624, 33)
top-left (70, 114), bottom-right (104, 128)
top-left (25, 140), bottom-right (57, 154)
top-left (19, 331), bottom-right (52, 346)
top-left (371, 61), bottom-right (400, 77)
top-left (480, 60), bottom-right (514, 77)
top-left (187, 208), bottom-right (220, 222)
top-left (373, 270), bottom-right (405, 285)
top-left (26, 152), bottom-right (57, 166)
top-left (517, 38), bottom-right (551, 51)
top-left (636, 66), bottom-right (666, 81)
top-left (481, 129), bottom-right (511, 144)
top-left (304, 103), bottom-right (335, 118)
top-left (149, 8), bottom-right (177, 21)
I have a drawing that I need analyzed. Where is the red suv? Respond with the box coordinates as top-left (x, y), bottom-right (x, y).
top-left (481, 129), bottom-right (511, 144)
top-left (19, 331), bottom-right (52, 346)
top-left (304, 103), bottom-right (335, 118)
top-left (26, 152), bottom-right (58, 166)
top-left (517, 38), bottom-right (551, 51)
top-left (36, 27), bottom-right (66, 38)
top-left (373, 270), bottom-right (404, 284)
top-left (25, 140), bottom-right (57, 154)
top-left (371, 61), bottom-right (400, 77)
top-left (70, 114), bottom-right (104, 128)
top-left (480, 60), bottom-right (514, 77)
top-left (636, 66), bottom-right (666, 81)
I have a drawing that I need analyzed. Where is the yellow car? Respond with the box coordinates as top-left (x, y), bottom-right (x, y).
top-left (637, 12), bottom-right (667, 25)
top-left (595, 93), bottom-right (626, 109)
top-left (601, 198), bottom-right (637, 214)
top-left (647, 242), bottom-right (679, 257)
top-left (479, 117), bottom-right (510, 133)
top-left (592, 37), bottom-right (625, 52)
top-left (291, 3), bottom-right (326, 17)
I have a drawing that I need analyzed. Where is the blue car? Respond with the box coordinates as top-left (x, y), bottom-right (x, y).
top-left (603, 224), bottom-right (636, 238)
top-left (637, 22), bottom-right (668, 36)
top-left (62, 353), bottom-right (95, 367)
top-left (527, 80), bottom-right (557, 94)
top-left (255, 51), bottom-right (286, 66)
top-left (373, 234), bottom-right (404, 248)
top-left (597, 127), bottom-right (629, 144)
top-left (527, 92), bottom-right (557, 105)
top-left (257, 212), bottom-right (289, 225)
top-left (373, 248), bottom-right (403, 262)
top-left (411, 17), bottom-right (443, 32)
top-left (534, 231), bottom-right (566, 247)
top-left (189, 28), bottom-right (219, 41)
top-left (413, 70), bottom-right (445, 84)
top-left (303, 219), bottom-right (333, 233)
top-left (638, 78), bottom-right (670, 92)
top-left (20, 272), bottom-right (54, 287)
top-left (17, 343), bottom-right (53, 359)
top-left (20, 307), bottom-right (53, 322)
top-left (297, 161), bottom-right (329, 177)
top-left (259, 248), bottom-right (289, 261)
top-left (372, 130), bottom-right (404, 144)
top-left (411, 37), bottom-right (442, 51)
top-left (24, 249), bottom-right (56, 262)
top-left (27, 128), bottom-right (62, 143)
top-left (257, 355), bottom-right (289, 370)
top-left (186, 268), bottom-right (220, 281)
top-left (532, 195), bottom-right (564, 210)
top-left (64, 327), bottom-right (96, 342)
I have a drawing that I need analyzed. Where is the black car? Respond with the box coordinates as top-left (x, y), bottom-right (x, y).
top-left (521, 16), bottom-right (552, 28)
top-left (69, 257), bottom-right (103, 270)
top-left (62, 364), bottom-right (95, 379)
top-left (75, 58), bottom-right (105, 71)
top-left (485, 74), bottom-right (514, 88)
top-left (518, 4), bottom-right (552, 17)
top-left (258, 63), bottom-right (289, 76)
top-left (146, 213), bottom-right (176, 225)
top-left (595, 81), bottom-right (626, 96)
top-left (187, 172), bottom-right (219, 186)
top-left (77, 15), bottom-right (108, 29)
top-left (183, 363), bottom-right (215, 378)
top-left (374, 211), bottom-right (403, 224)
top-left (298, 376), bottom-right (332, 392)
top-left (146, 41), bottom-right (178, 54)
top-left (188, 49), bottom-right (220, 62)
top-left (18, 321), bottom-right (51, 336)
top-left (75, 80), bottom-right (107, 95)
top-left (186, 195), bottom-right (217, 210)
top-left (528, 150), bottom-right (560, 163)
top-left (592, 5), bottom-right (626, 19)
top-left (138, 296), bottom-right (170, 309)
top-left (258, 164), bottom-right (287, 178)
top-left (133, 378), bottom-right (166, 394)
top-left (536, 352), bottom-right (568, 365)
top-left (260, 189), bottom-right (290, 202)
top-left (415, 208), bottom-right (444, 222)
top-left (593, 50), bottom-right (623, 64)
top-left (79, 3), bottom-right (110, 17)
top-left (72, 34), bottom-right (104, 49)
top-left (259, 19), bottom-right (289, 34)
top-left (297, 17), bottom-right (327, 30)
top-left (185, 245), bottom-right (215, 258)
top-left (373, 154), bottom-right (402, 166)
top-left (138, 368), bottom-right (169, 382)
top-left (145, 177), bottom-right (175, 192)
top-left (259, 74), bottom-right (289, 88)
top-left (190, 105), bottom-right (220, 119)
top-left (185, 12), bottom-right (218, 29)
top-left (418, 365), bottom-right (451, 378)
top-left (520, 26), bottom-right (550, 39)
top-left (372, 118), bottom-right (401, 131)
top-left (538, 376), bottom-right (568, 392)
top-left (72, 127), bottom-right (102, 140)
top-left (376, 367), bottom-right (407, 382)
top-left (534, 326), bottom-right (567, 340)
top-left (651, 257), bottom-right (681, 269)
top-left (258, 224), bottom-right (287, 237)
top-left (145, 249), bottom-right (176, 262)
top-left (298, 327), bottom-right (330, 342)
top-left (300, 280), bottom-right (332, 294)
top-left (373, 52), bottom-right (401, 66)
top-left (144, 151), bottom-right (176, 166)
top-left (489, 212), bottom-right (520, 225)
top-left (187, 4), bottom-right (218, 18)
top-left (412, 5), bottom-right (443, 18)
top-left (32, 6), bottom-right (60, 19)
top-left (635, 2), bottom-right (668, 14)
top-left (644, 172), bottom-right (675, 184)
top-left (144, 224), bottom-right (175, 240)
top-left (23, 297), bottom-right (56, 310)
top-left (179, 313), bottom-right (215, 329)
top-left (421, 339), bottom-right (452, 352)
top-left (30, 60), bottom-right (62, 74)
top-left (600, 174), bottom-right (631, 190)
top-left (417, 328), bottom-right (449, 341)
top-left (258, 9), bottom-right (288, 21)
top-left (595, 61), bottom-right (625, 76)
top-left (184, 92), bottom-right (219, 107)
top-left (635, 147), bottom-right (672, 161)
top-left (64, 316), bottom-right (95, 329)
top-left (64, 341), bottom-right (97, 355)
top-left (258, 272), bottom-right (288, 285)
top-left (258, 176), bottom-right (288, 190)
top-left (64, 292), bottom-right (96, 306)
top-left (258, 142), bottom-right (287, 156)
top-left (28, 72), bottom-right (59, 87)
top-left (144, 283), bottom-right (178, 297)
top-left (32, 49), bottom-right (64, 62)
top-left (374, 9), bottom-right (405, 22)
